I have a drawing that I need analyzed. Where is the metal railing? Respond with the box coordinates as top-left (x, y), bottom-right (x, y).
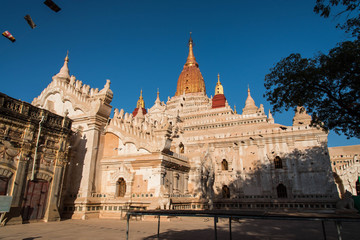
top-left (125, 210), bottom-right (360, 240)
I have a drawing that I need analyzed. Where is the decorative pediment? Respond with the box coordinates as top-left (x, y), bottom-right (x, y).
top-left (110, 162), bottom-right (134, 183)
top-left (32, 55), bottom-right (113, 121)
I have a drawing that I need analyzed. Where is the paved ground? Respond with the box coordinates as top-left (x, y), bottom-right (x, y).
top-left (1, 217), bottom-right (360, 240)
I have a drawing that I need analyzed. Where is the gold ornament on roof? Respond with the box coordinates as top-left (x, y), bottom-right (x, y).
top-left (136, 89), bottom-right (145, 108)
top-left (215, 73), bottom-right (224, 95)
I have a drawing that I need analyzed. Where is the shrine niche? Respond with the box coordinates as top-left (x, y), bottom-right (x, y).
top-left (221, 159), bottom-right (228, 171)
top-left (116, 178), bottom-right (126, 197)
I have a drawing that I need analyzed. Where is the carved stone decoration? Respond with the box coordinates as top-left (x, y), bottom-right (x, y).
top-left (0, 140), bottom-right (20, 162)
top-left (41, 148), bottom-right (56, 166)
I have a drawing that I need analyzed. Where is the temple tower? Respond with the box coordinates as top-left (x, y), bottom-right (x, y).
top-left (175, 34), bottom-right (206, 96)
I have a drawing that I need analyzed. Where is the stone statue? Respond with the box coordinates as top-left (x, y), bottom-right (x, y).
top-left (200, 153), bottom-right (215, 209)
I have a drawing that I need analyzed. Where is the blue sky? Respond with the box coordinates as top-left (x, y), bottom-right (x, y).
top-left (1, 0), bottom-right (359, 147)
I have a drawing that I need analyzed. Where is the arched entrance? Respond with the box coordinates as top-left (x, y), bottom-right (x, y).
top-left (22, 180), bottom-right (50, 221)
top-left (277, 184), bottom-right (287, 198)
top-left (116, 178), bottom-right (126, 197)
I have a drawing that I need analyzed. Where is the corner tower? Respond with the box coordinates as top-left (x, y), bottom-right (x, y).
top-left (175, 34), bottom-right (206, 96)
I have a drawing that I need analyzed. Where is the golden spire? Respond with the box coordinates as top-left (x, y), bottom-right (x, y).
top-left (215, 73), bottom-right (224, 95)
top-left (136, 89), bottom-right (145, 108)
top-left (175, 33), bottom-right (206, 96)
top-left (185, 32), bottom-right (198, 67)
top-left (234, 105), bottom-right (237, 114)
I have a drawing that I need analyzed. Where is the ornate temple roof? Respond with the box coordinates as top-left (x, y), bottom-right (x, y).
top-left (175, 34), bottom-right (206, 96)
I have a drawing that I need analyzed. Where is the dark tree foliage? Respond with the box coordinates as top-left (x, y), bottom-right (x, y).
top-left (314, 0), bottom-right (360, 38)
top-left (264, 41), bottom-right (360, 138)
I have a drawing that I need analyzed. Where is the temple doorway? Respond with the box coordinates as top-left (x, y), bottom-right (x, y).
top-left (22, 180), bottom-right (49, 221)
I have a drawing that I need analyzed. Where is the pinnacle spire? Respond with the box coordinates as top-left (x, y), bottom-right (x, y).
top-left (185, 32), bottom-right (198, 67)
top-left (155, 88), bottom-right (161, 104)
top-left (215, 73), bottom-right (224, 95)
top-left (268, 109), bottom-right (273, 119)
top-left (54, 51), bottom-right (70, 80)
top-left (242, 85), bottom-right (258, 115)
top-left (137, 89), bottom-right (145, 108)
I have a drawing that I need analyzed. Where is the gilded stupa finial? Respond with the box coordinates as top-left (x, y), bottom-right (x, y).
top-left (215, 73), bottom-right (224, 95)
top-left (136, 89), bottom-right (145, 108)
top-left (185, 32), bottom-right (198, 67)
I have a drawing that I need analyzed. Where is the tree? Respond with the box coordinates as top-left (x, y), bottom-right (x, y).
top-left (314, 0), bottom-right (360, 39)
top-left (264, 40), bottom-right (360, 138)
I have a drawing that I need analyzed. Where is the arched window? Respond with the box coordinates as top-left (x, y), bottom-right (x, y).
top-left (0, 176), bottom-right (9, 195)
top-left (116, 178), bottom-right (126, 197)
top-left (221, 159), bottom-right (228, 171)
top-left (356, 178), bottom-right (360, 196)
top-left (274, 156), bottom-right (283, 169)
top-left (277, 184), bottom-right (287, 198)
top-left (179, 142), bottom-right (184, 154)
top-left (222, 185), bottom-right (230, 198)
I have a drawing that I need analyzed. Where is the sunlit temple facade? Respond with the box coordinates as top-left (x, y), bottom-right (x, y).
top-left (23, 36), bottom-right (342, 220)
